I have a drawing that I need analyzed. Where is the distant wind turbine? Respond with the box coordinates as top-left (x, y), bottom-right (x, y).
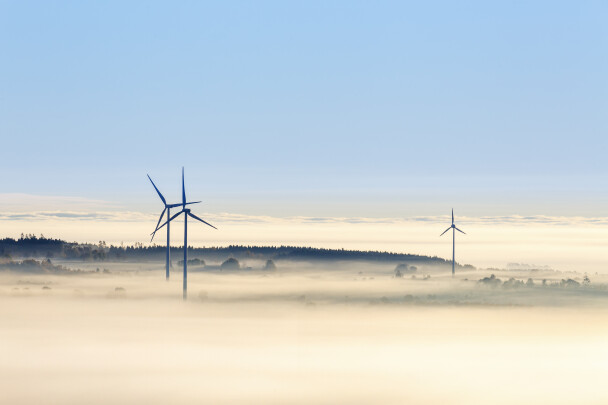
top-left (148, 174), bottom-right (201, 280)
top-left (440, 209), bottom-right (466, 277)
top-left (153, 168), bottom-right (217, 300)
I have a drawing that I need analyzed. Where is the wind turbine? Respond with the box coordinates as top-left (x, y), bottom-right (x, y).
top-left (148, 174), bottom-right (200, 280)
top-left (153, 168), bottom-right (217, 300)
top-left (440, 209), bottom-right (466, 277)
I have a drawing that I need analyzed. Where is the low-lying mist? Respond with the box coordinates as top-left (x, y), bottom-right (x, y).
top-left (1, 261), bottom-right (607, 404)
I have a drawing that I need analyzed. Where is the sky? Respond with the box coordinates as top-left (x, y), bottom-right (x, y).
top-left (0, 1), bottom-right (607, 269)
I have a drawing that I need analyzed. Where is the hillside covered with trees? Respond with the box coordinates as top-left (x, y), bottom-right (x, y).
top-left (0, 234), bottom-right (466, 268)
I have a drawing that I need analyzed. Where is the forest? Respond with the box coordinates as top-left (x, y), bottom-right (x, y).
top-left (0, 234), bottom-right (464, 268)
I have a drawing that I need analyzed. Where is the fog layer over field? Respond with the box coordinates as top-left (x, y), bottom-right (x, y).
top-left (4, 214), bottom-right (608, 272)
top-left (1, 263), bottom-right (608, 404)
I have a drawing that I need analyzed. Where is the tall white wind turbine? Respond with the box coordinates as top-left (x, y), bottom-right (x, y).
top-left (148, 174), bottom-right (200, 280)
top-left (153, 168), bottom-right (216, 300)
top-left (440, 209), bottom-right (466, 277)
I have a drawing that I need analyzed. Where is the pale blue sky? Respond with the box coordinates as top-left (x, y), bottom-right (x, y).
top-left (1, 1), bottom-right (606, 218)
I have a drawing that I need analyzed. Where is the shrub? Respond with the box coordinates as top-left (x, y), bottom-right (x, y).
top-left (478, 274), bottom-right (501, 287)
top-left (395, 263), bottom-right (417, 276)
top-left (220, 258), bottom-right (240, 270)
top-left (264, 260), bottom-right (277, 271)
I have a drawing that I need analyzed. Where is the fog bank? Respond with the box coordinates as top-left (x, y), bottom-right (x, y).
top-left (1, 264), bottom-right (608, 404)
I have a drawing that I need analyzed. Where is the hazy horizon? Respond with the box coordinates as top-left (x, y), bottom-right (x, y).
top-left (2, 194), bottom-right (608, 272)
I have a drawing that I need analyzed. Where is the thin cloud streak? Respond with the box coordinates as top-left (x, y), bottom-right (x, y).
top-left (0, 193), bottom-right (118, 212)
top-left (1, 210), bottom-right (608, 227)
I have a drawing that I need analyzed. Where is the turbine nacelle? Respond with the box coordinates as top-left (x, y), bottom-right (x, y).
top-left (440, 210), bottom-right (466, 236)
top-left (151, 168), bottom-right (218, 238)
top-left (148, 173), bottom-right (203, 242)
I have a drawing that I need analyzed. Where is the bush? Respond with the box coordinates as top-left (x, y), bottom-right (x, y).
top-left (220, 258), bottom-right (240, 270)
top-left (503, 277), bottom-right (524, 289)
top-left (478, 274), bottom-right (501, 287)
top-left (560, 279), bottom-right (580, 288)
top-left (178, 258), bottom-right (205, 267)
top-left (264, 260), bottom-right (277, 271)
top-left (395, 263), bottom-right (417, 276)
top-left (583, 274), bottom-right (591, 286)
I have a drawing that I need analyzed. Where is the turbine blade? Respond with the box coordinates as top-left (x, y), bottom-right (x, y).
top-left (188, 212), bottom-right (217, 230)
top-left (166, 201), bottom-right (201, 209)
top-left (150, 207), bottom-right (167, 241)
top-left (452, 208), bottom-right (454, 224)
top-left (455, 227), bottom-right (466, 235)
top-left (440, 227), bottom-right (451, 236)
top-left (153, 211), bottom-right (184, 234)
top-left (182, 167), bottom-right (186, 207)
top-left (147, 174), bottom-right (166, 205)
top-left (150, 227), bottom-right (159, 243)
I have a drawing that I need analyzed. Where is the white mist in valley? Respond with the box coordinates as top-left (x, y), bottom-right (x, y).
top-left (1, 261), bottom-right (608, 404)
top-left (4, 215), bottom-right (608, 273)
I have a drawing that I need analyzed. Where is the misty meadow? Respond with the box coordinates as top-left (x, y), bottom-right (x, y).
top-left (1, 237), bottom-right (608, 404)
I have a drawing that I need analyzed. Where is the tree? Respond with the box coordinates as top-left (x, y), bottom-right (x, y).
top-left (394, 263), bottom-right (416, 275)
top-left (560, 279), bottom-right (580, 288)
top-left (583, 274), bottom-right (591, 286)
top-left (264, 260), bottom-right (277, 271)
top-left (478, 274), bottom-right (501, 287)
top-left (220, 258), bottom-right (240, 270)
top-left (503, 277), bottom-right (524, 289)
top-left (178, 258), bottom-right (205, 267)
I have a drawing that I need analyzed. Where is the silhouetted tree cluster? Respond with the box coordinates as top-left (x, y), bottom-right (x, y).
top-left (503, 277), bottom-right (525, 289)
top-left (560, 278), bottom-right (580, 288)
top-left (394, 263), bottom-right (417, 278)
top-left (220, 258), bottom-right (240, 270)
top-left (478, 274), bottom-right (502, 287)
top-left (177, 258), bottom-right (205, 267)
top-left (478, 274), bottom-right (585, 289)
top-left (0, 236), bottom-right (468, 269)
top-left (0, 258), bottom-right (78, 274)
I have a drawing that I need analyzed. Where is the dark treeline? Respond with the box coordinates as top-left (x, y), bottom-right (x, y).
top-left (0, 234), bottom-right (107, 261)
top-left (0, 234), bottom-right (460, 267)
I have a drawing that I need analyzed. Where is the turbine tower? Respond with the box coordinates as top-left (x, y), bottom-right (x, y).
top-left (153, 168), bottom-right (216, 300)
top-left (148, 174), bottom-right (200, 280)
top-left (440, 209), bottom-right (466, 277)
